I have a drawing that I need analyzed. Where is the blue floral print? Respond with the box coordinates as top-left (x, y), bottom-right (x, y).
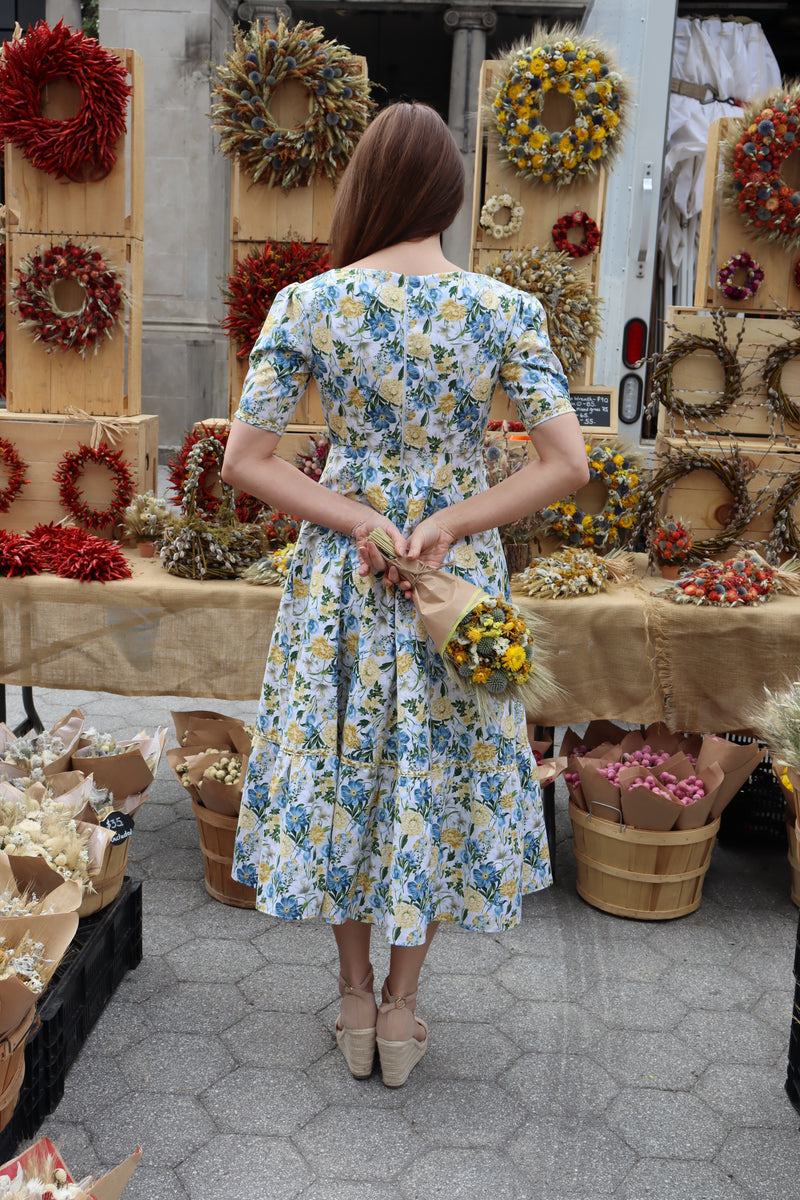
top-left (231, 267), bottom-right (574, 946)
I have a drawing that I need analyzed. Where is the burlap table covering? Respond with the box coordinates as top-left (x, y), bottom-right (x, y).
top-left (2, 553), bottom-right (799, 729)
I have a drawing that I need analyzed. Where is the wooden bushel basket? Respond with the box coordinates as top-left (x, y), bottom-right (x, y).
top-left (569, 801), bottom-right (720, 919)
top-left (0, 1006), bottom-right (36, 1133)
top-left (191, 798), bottom-right (256, 909)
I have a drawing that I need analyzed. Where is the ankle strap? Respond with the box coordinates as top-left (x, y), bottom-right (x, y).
top-left (339, 969), bottom-right (374, 1001)
top-left (380, 984), bottom-right (417, 1012)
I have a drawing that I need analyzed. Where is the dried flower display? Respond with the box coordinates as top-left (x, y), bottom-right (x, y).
top-left (210, 18), bottom-right (374, 188)
top-left (664, 553), bottom-right (783, 606)
top-left (121, 492), bottom-right (170, 543)
top-left (636, 445), bottom-right (753, 557)
top-left (0, 21), bottom-right (130, 180)
top-left (650, 310), bottom-right (743, 423)
top-left (481, 245), bottom-right (602, 376)
top-left (240, 545), bottom-right (296, 585)
top-left (294, 432), bottom-right (330, 482)
top-left (650, 516), bottom-right (693, 565)
top-left (490, 26), bottom-right (628, 186)
top-left (750, 682), bottom-right (800, 786)
top-left (483, 423), bottom-right (536, 547)
top-left (11, 242), bottom-right (127, 356)
top-left (222, 241), bottom-right (329, 360)
top-left (513, 546), bottom-right (634, 598)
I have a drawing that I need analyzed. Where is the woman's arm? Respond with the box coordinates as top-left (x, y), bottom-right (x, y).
top-left (221, 418), bottom-right (408, 573)
top-left (405, 411), bottom-right (590, 565)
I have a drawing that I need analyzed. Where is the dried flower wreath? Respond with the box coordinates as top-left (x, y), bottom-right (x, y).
top-left (0, 20), bottom-right (130, 180)
top-left (637, 446), bottom-right (753, 557)
top-left (722, 83), bottom-right (800, 248)
top-left (11, 241), bottom-right (126, 356)
top-left (222, 240), bottom-right (329, 359)
top-left (551, 210), bottom-right (601, 258)
top-left (167, 424), bottom-right (264, 523)
top-left (210, 18), bottom-right (374, 188)
top-left (650, 311), bottom-right (743, 423)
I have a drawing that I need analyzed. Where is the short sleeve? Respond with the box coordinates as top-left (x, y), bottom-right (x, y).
top-left (234, 282), bottom-right (312, 435)
top-left (499, 292), bottom-right (575, 429)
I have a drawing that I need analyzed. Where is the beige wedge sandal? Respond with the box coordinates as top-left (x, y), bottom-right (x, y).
top-left (376, 980), bottom-right (428, 1087)
top-left (335, 967), bottom-right (378, 1078)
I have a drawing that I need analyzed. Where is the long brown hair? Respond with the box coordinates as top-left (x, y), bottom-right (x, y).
top-left (328, 103), bottom-right (465, 268)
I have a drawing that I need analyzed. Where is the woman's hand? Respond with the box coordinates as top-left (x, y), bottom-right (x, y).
top-left (405, 514), bottom-right (457, 570)
top-left (351, 512), bottom-right (408, 581)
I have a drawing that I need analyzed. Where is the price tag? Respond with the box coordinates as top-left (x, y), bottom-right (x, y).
top-left (100, 811), bottom-right (135, 845)
top-left (569, 385), bottom-right (618, 434)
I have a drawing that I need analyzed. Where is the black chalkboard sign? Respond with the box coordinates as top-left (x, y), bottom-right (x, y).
top-left (569, 386), bottom-right (618, 433)
top-left (101, 811), bottom-right (135, 845)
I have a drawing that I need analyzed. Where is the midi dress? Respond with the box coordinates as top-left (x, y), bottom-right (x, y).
top-left (231, 267), bottom-right (574, 947)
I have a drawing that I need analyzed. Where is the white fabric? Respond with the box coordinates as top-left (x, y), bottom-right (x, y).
top-left (659, 17), bottom-right (781, 279)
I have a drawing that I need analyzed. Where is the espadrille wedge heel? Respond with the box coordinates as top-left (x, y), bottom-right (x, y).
top-left (335, 967), bottom-right (378, 1078)
top-left (376, 980), bottom-right (428, 1087)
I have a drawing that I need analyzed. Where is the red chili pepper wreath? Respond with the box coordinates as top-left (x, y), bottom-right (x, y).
top-left (552, 211), bottom-right (602, 259)
top-left (222, 240), bottom-right (329, 359)
top-left (53, 441), bottom-right (135, 532)
top-left (0, 20), bottom-right (130, 180)
top-left (0, 437), bottom-right (29, 514)
top-left (167, 424), bottom-right (264, 523)
top-left (12, 240), bottom-right (126, 356)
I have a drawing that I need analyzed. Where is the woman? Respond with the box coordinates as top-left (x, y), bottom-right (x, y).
top-left (222, 102), bottom-right (589, 1087)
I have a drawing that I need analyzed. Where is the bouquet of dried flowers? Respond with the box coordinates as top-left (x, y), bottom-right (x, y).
top-left (262, 509), bottom-right (301, 547)
top-left (513, 547), bottom-right (634, 598)
top-left (240, 544), bottom-right (296, 586)
top-left (666, 554), bottom-right (776, 606)
top-left (294, 433), bottom-right (330, 483)
top-left (368, 528), bottom-right (560, 719)
top-left (121, 491), bottom-right (170, 544)
top-left (749, 681), bottom-right (800, 783)
top-left (650, 516), bottom-right (693, 565)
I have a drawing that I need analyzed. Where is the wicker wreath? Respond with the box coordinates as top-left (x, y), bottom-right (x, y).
top-left (0, 20), bottom-right (130, 181)
top-left (767, 470), bottom-right (800, 560)
top-left (722, 84), bottom-right (800, 248)
top-left (637, 447), bottom-right (753, 557)
top-left (539, 443), bottom-right (643, 551)
top-left (763, 337), bottom-right (800, 428)
top-left (53, 441), bottom-right (135, 532)
top-left (552, 211), bottom-right (601, 258)
top-left (11, 240), bottom-right (126, 356)
top-left (0, 438), bottom-right (28, 515)
top-left (479, 194), bottom-right (524, 240)
top-left (167, 424), bottom-right (264, 524)
top-left (717, 250), bottom-right (764, 301)
top-left (210, 18), bottom-right (374, 188)
top-left (222, 240), bottom-right (329, 359)
top-left (490, 26), bottom-right (628, 186)
top-left (651, 318), bottom-right (742, 423)
top-left (481, 245), bottom-right (602, 377)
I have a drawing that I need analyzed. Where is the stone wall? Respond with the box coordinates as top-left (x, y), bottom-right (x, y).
top-left (99, 0), bottom-right (233, 448)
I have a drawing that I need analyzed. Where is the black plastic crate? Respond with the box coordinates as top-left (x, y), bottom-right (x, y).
top-left (0, 877), bottom-right (142, 1162)
top-left (717, 736), bottom-right (787, 848)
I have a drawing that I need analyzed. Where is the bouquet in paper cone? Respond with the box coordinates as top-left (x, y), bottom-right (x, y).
top-left (0, 711), bottom-right (84, 783)
top-left (0, 1137), bottom-right (140, 1199)
top-left (367, 529), bottom-right (560, 718)
top-left (560, 721), bottom-right (764, 830)
top-left (749, 681), bottom-right (800, 819)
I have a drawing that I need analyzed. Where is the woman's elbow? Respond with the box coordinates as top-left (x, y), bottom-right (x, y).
top-left (220, 456), bottom-right (238, 487)
top-left (567, 455), bottom-right (591, 491)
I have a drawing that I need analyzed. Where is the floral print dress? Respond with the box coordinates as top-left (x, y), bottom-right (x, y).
top-left (231, 268), bottom-right (574, 946)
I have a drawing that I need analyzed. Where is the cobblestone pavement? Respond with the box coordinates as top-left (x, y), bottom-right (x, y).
top-left (3, 685), bottom-right (800, 1200)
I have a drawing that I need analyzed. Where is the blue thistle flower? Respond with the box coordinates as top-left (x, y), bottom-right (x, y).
top-left (304, 129), bottom-right (315, 143)
top-left (341, 86), bottom-right (353, 99)
top-left (251, 116), bottom-right (266, 130)
top-left (267, 38), bottom-right (278, 49)
top-left (315, 81), bottom-right (327, 95)
top-left (248, 71), bottom-right (262, 85)
top-left (326, 112), bottom-right (339, 125)
top-left (757, 119), bottom-right (774, 136)
top-left (284, 56), bottom-right (296, 70)
top-left (322, 66), bottom-right (335, 79)
top-left (245, 51), bottom-right (258, 64)
top-left (240, 89), bottom-right (251, 101)
top-left (265, 74), bottom-right (276, 87)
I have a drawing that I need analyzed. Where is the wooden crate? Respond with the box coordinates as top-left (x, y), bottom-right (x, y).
top-left (230, 58), bottom-right (366, 245)
top-left (654, 434), bottom-right (800, 556)
top-left (656, 307), bottom-right (800, 439)
top-left (192, 417), bottom-right (324, 470)
top-left (3, 49), bottom-right (144, 240)
top-left (0, 411), bottom-right (158, 533)
top-left (5, 233), bottom-right (143, 416)
top-left (470, 60), bottom-right (605, 388)
top-left (695, 118), bottom-right (796, 313)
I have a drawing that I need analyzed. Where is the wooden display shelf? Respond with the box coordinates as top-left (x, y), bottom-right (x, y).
top-left (469, 60), bottom-right (606, 387)
top-left (654, 433), bottom-right (800, 556)
top-left (0, 411), bottom-right (158, 533)
top-left (230, 58), bottom-right (366, 245)
top-left (5, 233), bottom-right (143, 417)
top-left (3, 49), bottom-right (144, 240)
top-left (656, 307), bottom-right (800, 440)
top-left (695, 117), bottom-right (797, 312)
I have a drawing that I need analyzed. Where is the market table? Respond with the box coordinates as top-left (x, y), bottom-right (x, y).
top-left (2, 553), bottom-right (800, 731)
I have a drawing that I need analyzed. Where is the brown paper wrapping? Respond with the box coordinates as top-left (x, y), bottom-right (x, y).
top-left (0, 1138), bottom-right (141, 1200)
top-left (71, 728), bottom-right (167, 800)
top-left (0, 852), bottom-right (83, 915)
top-left (695, 736), bottom-right (765, 818)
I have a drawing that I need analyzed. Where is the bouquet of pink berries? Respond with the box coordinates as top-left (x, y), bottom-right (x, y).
top-left (561, 721), bottom-right (764, 831)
